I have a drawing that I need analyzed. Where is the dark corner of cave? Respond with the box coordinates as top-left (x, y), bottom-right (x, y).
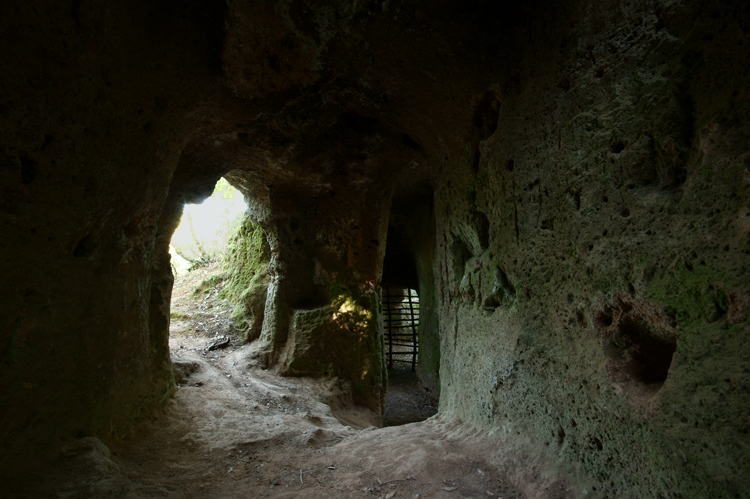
top-left (1, 0), bottom-right (749, 497)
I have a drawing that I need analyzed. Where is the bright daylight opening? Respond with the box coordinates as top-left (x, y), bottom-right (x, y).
top-left (169, 178), bottom-right (247, 275)
top-left (168, 178), bottom-right (248, 353)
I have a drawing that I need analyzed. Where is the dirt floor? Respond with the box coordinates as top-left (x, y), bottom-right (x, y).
top-left (384, 369), bottom-right (438, 427)
top-left (7, 266), bottom-right (570, 499)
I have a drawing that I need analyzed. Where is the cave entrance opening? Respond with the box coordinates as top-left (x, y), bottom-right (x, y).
top-left (169, 177), bottom-right (247, 275)
top-left (167, 177), bottom-right (248, 351)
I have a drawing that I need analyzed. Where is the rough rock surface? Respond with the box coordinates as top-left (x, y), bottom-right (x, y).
top-left (1, 0), bottom-right (749, 497)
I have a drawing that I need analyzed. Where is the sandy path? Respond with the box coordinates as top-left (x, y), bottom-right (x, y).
top-left (11, 336), bottom-right (526, 498)
top-left (7, 270), bottom-right (567, 498)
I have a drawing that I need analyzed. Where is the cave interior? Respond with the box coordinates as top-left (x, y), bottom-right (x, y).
top-left (1, 0), bottom-right (749, 497)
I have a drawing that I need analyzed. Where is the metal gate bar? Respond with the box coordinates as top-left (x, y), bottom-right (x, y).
top-left (382, 285), bottom-right (419, 371)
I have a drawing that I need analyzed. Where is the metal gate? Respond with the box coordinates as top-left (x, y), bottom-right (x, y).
top-left (382, 285), bottom-right (419, 371)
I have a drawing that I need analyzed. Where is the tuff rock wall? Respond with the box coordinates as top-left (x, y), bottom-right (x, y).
top-left (0, 0), bottom-right (229, 470)
top-left (1, 0), bottom-right (749, 496)
top-left (433, 2), bottom-right (750, 496)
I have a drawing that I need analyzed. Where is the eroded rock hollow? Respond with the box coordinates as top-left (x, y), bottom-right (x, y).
top-left (1, 0), bottom-right (749, 496)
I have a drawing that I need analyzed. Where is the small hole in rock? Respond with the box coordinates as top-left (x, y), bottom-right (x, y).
top-left (73, 234), bottom-right (95, 258)
top-left (590, 436), bottom-right (603, 451)
top-left (609, 140), bottom-right (625, 154)
top-left (20, 156), bottom-right (39, 184)
top-left (598, 299), bottom-right (677, 405)
top-left (595, 312), bottom-right (613, 328)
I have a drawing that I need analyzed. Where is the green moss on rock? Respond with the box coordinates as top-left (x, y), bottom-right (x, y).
top-left (281, 286), bottom-right (386, 415)
top-left (218, 216), bottom-right (271, 341)
top-left (645, 261), bottom-right (732, 331)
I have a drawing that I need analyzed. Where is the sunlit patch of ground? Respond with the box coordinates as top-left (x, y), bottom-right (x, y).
top-left (168, 262), bottom-right (238, 350)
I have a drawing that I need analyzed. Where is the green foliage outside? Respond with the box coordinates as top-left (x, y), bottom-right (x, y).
top-left (212, 177), bottom-right (237, 199)
top-left (169, 178), bottom-right (248, 273)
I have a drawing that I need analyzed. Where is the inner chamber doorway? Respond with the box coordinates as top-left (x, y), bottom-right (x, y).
top-left (381, 283), bottom-right (437, 426)
top-left (382, 285), bottom-right (420, 371)
top-left (380, 185), bottom-right (440, 426)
